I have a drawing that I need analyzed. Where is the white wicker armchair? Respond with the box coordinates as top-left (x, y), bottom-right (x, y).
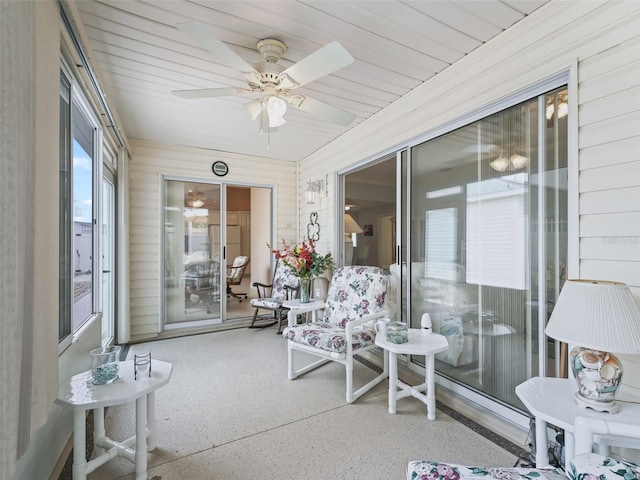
top-left (282, 266), bottom-right (390, 403)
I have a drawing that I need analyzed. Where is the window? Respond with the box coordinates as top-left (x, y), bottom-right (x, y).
top-left (59, 69), bottom-right (102, 344)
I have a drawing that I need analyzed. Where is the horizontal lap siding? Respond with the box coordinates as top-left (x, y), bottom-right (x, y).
top-left (128, 139), bottom-right (296, 341)
top-left (578, 29), bottom-right (640, 396)
top-left (299, 2), bottom-right (640, 409)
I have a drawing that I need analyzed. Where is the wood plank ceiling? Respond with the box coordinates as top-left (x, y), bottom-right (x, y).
top-left (72, 0), bottom-right (550, 161)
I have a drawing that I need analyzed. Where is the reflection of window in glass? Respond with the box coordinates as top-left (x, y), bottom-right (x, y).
top-left (466, 173), bottom-right (527, 289)
top-left (425, 208), bottom-right (457, 281)
top-left (183, 207), bottom-right (210, 257)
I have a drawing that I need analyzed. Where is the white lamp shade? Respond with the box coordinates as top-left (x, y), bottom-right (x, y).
top-left (545, 279), bottom-right (640, 354)
top-left (344, 213), bottom-right (363, 234)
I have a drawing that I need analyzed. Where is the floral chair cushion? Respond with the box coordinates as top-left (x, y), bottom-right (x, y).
top-left (568, 453), bottom-right (640, 480)
top-left (250, 298), bottom-right (284, 309)
top-left (283, 321), bottom-right (376, 353)
top-left (270, 261), bottom-right (300, 302)
top-left (321, 266), bottom-right (388, 328)
top-left (282, 266), bottom-right (387, 352)
top-left (250, 261), bottom-right (299, 310)
top-left (407, 461), bottom-right (567, 480)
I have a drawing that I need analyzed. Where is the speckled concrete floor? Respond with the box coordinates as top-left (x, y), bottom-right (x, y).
top-left (59, 327), bottom-right (525, 480)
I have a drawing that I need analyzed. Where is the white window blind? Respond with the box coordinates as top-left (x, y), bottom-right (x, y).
top-left (425, 207), bottom-right (458, 281)
top-left (466, 177), bottom-right (527, 289)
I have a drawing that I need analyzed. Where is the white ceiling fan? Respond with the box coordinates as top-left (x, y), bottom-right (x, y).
top-left (173, 22), bottom-right (357, 128)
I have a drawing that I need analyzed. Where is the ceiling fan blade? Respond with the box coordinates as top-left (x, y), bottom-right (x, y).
top-left (280, 42), bottom-right (353, 88)
top-left (172, 87), bottom-right (248, 99)
top-left (176, 22), bottom-right (257, 74)
top-left (288, 95), bottom-right (356, 127)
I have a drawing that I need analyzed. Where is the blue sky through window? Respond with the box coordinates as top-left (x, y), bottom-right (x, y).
top-left (73, 139), bottom-right (92, 223)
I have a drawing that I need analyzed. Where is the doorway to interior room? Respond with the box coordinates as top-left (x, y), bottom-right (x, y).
top-left (342, 155), bottom-right (398, 269)
top-left (161, 179), bottom-right (272, 331)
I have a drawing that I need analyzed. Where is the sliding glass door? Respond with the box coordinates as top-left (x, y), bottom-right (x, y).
top-left (162, 180), bottom-right (271, 330)
top-left (163, 180), bottom-right (223, 327)
top-left (340, 86), bottom-right (569, 412)
top-left (410, 88), bottom-right (568, 409)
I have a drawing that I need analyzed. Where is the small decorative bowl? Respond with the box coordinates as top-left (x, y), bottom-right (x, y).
top-left (387, 322), bottom-right (409, 344)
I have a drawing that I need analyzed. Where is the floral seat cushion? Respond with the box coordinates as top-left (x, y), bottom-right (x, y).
top-left (250, 298), bottom-right (283, 309)
top-left (282, 322), bottom-right (376, 353)
top-left (407, 461), bottom-right (567, 480)
top-left (282, 266), bottom-right (388, 352)
top-left (568, 453), bottom-right (640, 480)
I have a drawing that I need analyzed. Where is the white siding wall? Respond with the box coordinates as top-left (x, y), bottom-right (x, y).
top-left (128, 140), bottom-right (297, 341)
top-left (577, 32), bottom-right (640, 398)
top-left (300, 0), bottom-right (640, 392)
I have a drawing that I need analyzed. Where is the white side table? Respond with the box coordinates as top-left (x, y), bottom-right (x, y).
top-left (375, 329), bottom-right (449, 420)
top-left (56, 359), bottom-right (173, 480)
top-left (515, 376), bottom-right (640, 470)
top-left (283, 298), bottom-right (325, 326)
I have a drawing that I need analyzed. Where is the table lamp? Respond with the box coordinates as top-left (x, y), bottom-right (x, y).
top-left (545, 279), bottom-right (640, 413)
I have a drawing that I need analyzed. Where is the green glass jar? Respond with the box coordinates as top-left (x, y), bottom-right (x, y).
top-left (387, 322), bottom-right (408, 344)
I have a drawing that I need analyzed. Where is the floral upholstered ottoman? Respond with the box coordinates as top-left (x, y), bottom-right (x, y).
top-left (567, 453), bottom-right (639, 480)
top-left (406, 461), bottom-right (567, 480)
top-left (407, 456), bottom-right (640, 480)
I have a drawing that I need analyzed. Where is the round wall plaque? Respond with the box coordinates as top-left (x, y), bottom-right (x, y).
top-left (211, 161), bottom-right (228, 177)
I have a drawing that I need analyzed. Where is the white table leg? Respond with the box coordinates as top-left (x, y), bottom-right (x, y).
top-left (92, 406), bottom-right (105, 455)
top-left (535, 418), bottom-right (550, 467)
top-left (426, 354), bottom-right (436, 420)
top-left (389, 351), bottom-right (398, 414)
top-left (146, 391), bottom-right (156, 451)
top-left (135, 395), bottom-right (148, 480)
top-left (564, 430), bottom-right (575, 471)
top-left (72, 410), bottom-right (88, 480)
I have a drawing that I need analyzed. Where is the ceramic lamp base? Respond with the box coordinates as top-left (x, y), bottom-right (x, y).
top-left (571, 347), bottom-right (622, 414)
top-left (574, 392), bottom-right (618, 414)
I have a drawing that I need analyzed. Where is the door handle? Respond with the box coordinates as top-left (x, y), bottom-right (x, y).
top-left (103, 270), bottom-right (111, 273)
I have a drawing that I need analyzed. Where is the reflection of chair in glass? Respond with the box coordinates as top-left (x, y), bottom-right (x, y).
top-left (249, 261), bottom-right (299, 333)
top-left (283, 266), bottom-right (390, 403)
top-left (226, 255), bottom-right (249, 302)
top-left (183, 259), bottom-right (220, 313)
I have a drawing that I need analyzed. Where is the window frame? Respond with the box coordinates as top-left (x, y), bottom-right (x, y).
top-left (59, 60), bottom-right (104, 351)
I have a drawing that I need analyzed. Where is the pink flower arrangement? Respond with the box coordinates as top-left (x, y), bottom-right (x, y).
top-left (270, 239), bottom-right (334, 279)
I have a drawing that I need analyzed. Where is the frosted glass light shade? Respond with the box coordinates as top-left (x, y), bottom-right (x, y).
top-left (489, 155), bottom-right (510, 172)
top-left (244, 100), bottom-right (262, 121)
top-left (267, 96), bottom-right (287, 127)
top-left (545, 279), bottom-right (640, 354)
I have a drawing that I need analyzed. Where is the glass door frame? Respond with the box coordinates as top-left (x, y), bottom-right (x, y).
top-left (337, 72), bottom-right (572, 428)
top-left (162, 176), bottom-right (224, 331)
top-left (101, 168), bottom-right (116, 346)
top-left (161, 177), bottom-right (273, 331)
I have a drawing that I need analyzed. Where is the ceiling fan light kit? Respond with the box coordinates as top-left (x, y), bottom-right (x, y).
top-left (267, 96), bottom-right (287, 127)
top-left (489, 152), bottom-right (530, 172)
top-left (174, 22), bottom-right (356, 148)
